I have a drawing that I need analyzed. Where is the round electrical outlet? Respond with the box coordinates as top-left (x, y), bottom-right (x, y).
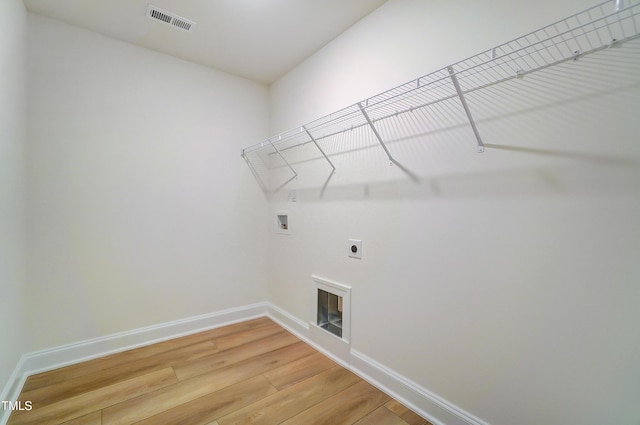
top-left (348, 239), bottom-right (362, 259)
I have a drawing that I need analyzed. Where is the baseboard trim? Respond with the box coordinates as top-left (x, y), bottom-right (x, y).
top-left (350, 349), bottom-right (488, 425)
top-left (266, 302), bottom-right (310, 338)
top-left (266, 303), bottom-right (350, 369)
top-left (0, 357), bottom-right (28, 425)
top-left (2, 302), bottom-right (489, 425)
top-left (21, 302), bottom-right (268, 376)
top-left (0, 302), bottom-right (268, 425)
top-left (267, 303), bottom-right (489, 425)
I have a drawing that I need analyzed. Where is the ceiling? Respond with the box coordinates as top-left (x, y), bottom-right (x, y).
top-left (24, 0), bottom-right (388, 84)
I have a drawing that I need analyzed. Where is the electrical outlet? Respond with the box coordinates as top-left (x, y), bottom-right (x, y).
top-left (348, 239), bottom-right (362, 259)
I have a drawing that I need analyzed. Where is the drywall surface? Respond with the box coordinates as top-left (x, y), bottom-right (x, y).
top-left (267, 1), bottom-right (640, 424)
top-left (26, 13), bottom-right (269, 351)
top-left (0, 0), bottom-right (28, 395)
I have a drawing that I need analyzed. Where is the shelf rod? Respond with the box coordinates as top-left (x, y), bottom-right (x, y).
top-left (249, 29), bottom-right (639, 158)
top-left (357, 102), bottom-right (396, 165)
top-left (243, 1), bottom-right (640, 156)
top-left (447, 66), bottom-right (485, 153)
top-left (303, 126), bottom-right (336, 172)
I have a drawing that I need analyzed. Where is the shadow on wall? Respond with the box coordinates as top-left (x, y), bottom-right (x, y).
top-left (250, 40), bottom-right (640, 202)
top-left (267, 161), bottom-right (640, 202)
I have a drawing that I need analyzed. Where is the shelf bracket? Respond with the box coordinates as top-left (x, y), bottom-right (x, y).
top-left (357, 102), bottom-right (397, 165)
top-left (357, 102), bottom-right (419, 183)
top-left (241, 150), bottom-right (268, 193)
top-left (303, 126), bottom-right (336, 173)
top-left (447, 66), bottom-right (485, 153)
top-left (269, 139), bottom-right (298, 193)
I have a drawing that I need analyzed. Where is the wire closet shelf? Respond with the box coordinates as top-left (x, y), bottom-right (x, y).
top-left (241, 0), bottom-right (640, 192)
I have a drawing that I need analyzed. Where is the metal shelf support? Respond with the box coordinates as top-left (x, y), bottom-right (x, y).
top-left (270, 139), bottom-right (298, 193)
top-left (358, 102), bottom-right (420, 183)
top-left (303, 126), bottom-right (336, 173)
top-left (241, 0), bottom-right (640, 190)
top-left (358, 102), bottom-right (397, 165)
top-left (241, 149), bottom-right (268, 193)
top-left (447, 66), bottom-right (485, 153)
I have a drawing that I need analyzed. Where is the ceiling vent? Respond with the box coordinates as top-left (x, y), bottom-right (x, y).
top-left (146, 4), bottom-right (195, 32)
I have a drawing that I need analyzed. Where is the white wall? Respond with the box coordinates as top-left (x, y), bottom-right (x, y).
top-left (26, 14), bottom-right (270, 351)
top-left (0, 0), bottom-right (28, 396)
top-left (267, 1), bottom-right (640, 425)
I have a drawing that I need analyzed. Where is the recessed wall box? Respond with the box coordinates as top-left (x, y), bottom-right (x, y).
top-left (313, 275), bottom-right (351, 343)
top-left (317, 289), bottom-right (343, 338)
top-left (276, 212), bottom-right (290, 235)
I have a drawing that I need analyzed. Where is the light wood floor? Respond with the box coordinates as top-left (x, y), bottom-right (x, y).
top-left (8, 317), bottom-right (432, 425)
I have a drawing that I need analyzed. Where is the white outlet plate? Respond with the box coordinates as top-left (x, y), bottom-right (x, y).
top-left (348, 239), bottom-right (362, 259)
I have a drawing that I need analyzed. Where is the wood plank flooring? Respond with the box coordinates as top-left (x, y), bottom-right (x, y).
top-left (8, 317), bottom-right (431, 425)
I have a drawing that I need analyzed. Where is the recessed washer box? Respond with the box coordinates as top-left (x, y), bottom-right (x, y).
top-left (276, 212), bottom-right (290, 234)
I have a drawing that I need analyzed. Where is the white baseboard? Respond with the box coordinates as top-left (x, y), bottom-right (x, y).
top-left (2, 302), bottom-right (489, 425)
top-left (308, 323), bottom-right (351, 367)
top-left (350, 349), bottom-right (488, 425)
top-left (0, 357), bottom-right (28, 425)
top-left (266, 303), bottom-right (350, 369)
top-left (21, 302), bottom-right (268, 375)
top-left (266, 302), bottom-right (310, 339)
top-left (0, 302), bottom-right (268, 425)
top-left (267, 303), bottom-right (489, 425)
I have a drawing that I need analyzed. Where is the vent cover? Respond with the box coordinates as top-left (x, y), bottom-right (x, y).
top-left (146, 5), bottom-right (195, 32)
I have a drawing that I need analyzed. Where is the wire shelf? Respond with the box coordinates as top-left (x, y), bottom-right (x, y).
top-left (242, 0), bottom-right (640, 192)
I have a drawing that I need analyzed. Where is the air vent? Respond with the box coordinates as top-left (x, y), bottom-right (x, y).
top-left (146, 4), bottom-right (195, 32)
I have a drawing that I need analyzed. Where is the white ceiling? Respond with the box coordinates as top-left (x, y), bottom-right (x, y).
top-left (23, 0), bottom-right (388, 84)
